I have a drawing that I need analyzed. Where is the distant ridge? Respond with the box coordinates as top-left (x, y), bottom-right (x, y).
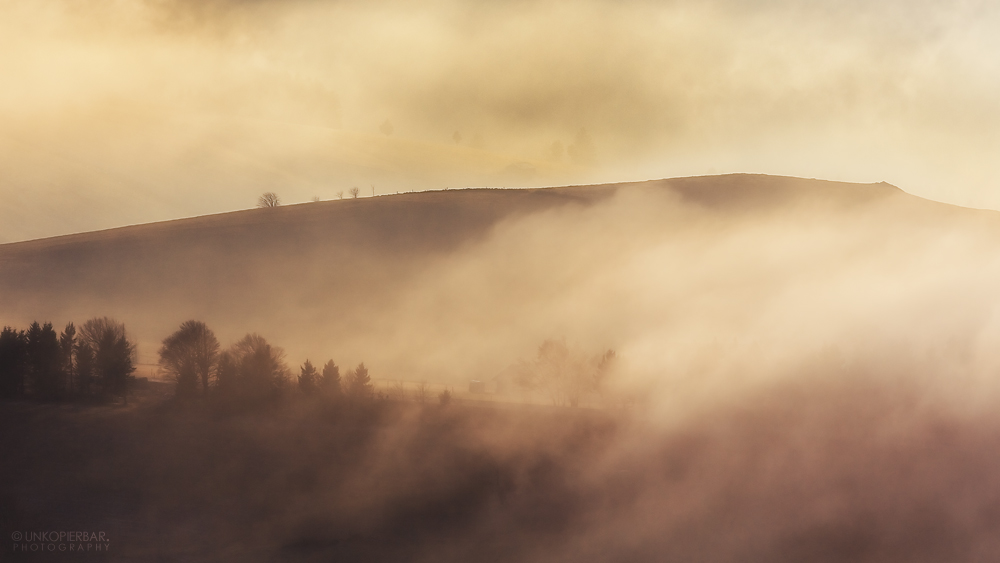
top-left (0, 174), bottom-right (901, 252)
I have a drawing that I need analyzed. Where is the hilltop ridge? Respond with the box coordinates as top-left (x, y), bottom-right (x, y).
top-left (0, 174), bottom-right (901, 253)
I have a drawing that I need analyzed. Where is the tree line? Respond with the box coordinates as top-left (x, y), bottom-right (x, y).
top-left (0, 317), bottom-right (372, 410)
top-left (159, 320), bottom-right (374, 410)
top-left (2, 317), bottom-right (618, 410)
top-left (0, 317), bottom-right (135, 403)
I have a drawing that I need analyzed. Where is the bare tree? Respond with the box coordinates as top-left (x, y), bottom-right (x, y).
top-left (390, 379), bottom-right (406, 401)
top-left (349, 187), bottom-right (360, 199)
top-left (515, 339), bottom-right (616, 407)
top-left (337, 190), bottom-right (344, 200)
top-left (159, 320), bottom-right (220, 399)
top-left (257, 192), bottom-right (281, 208)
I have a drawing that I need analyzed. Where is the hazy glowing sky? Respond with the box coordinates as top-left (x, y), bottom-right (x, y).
top-left (2, 0), bottom-right (999, 242)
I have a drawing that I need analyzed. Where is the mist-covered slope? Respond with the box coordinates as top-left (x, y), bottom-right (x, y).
top-left (2, 173), bottom-right (997, 416)
top-left (0, 179), bottom-right (617, 368)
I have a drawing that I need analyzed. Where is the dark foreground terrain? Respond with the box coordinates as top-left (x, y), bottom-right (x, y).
top-left (4, 378), bottom-right (1000, 562)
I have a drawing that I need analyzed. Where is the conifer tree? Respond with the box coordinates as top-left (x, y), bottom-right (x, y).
top-left (348, 362), bottom-right (372, 397)
top-left (27, 322), bottom-right (63, 400)
top-left (298, 359), bottom-right (319, 395)
top-left (0, 327), bottom-right (26, 398)
top-left (320, 360), bottom-right (341, 395)
top-left (59, 322), bottom-right (76, 394)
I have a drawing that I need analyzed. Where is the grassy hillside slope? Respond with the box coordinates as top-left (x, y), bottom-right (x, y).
top-left (0, 174), bottom-right (984, 392)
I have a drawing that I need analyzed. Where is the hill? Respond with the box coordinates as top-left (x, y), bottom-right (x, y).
top-left (7, 173), bottom-right (1000, 562)
top-left (0, 174), bottom-right (991, 397)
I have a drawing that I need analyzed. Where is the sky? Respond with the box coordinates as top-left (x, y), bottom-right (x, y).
top-left (2, 0), bottom-right (999, 243)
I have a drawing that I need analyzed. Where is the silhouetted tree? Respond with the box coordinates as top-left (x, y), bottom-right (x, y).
top-left (75, 342), bottom-right (96, 398)
top-left (349, 187), bottom-right (360, 199)
top-left (257, 192), bottom-right (281, 208)
top-left (0, 327), bottom-right (27, 399)
top-left (438, 388), bottom-right (451, 406)
top-left (26, 322), bottom-right (63, 400)
top-left (215, 334), bottom-right (289, 409)
top-left (59, 323), bottom-right (76, 394)
top-left (299, 359), bottom-right (319, 395)
top-left (215, 350), bottom-right (238, 398)
top-left (80, 317), bottom-right (136, 404)
top-left (159, 320), bottom-right (220, 399)
top-left (320, 360), bottom-right (341, 396)
top-left (347, 362), bottom-right (372, 398)
top-left (101, 336), bottom-right (134, 403)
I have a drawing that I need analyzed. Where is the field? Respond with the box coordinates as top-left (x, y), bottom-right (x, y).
top-left (5, 374), bottom-right (1000, 562)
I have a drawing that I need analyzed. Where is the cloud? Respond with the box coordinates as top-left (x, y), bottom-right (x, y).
top-left (1, 0), bottom-right (1000, 242)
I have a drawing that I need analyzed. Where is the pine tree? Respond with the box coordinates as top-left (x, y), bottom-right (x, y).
top-left (320, 360), bottom-right (341, 396)
top-left (298, 359), bottom-right (319, 395)
top-left (27, 322), bottom-right (64, 400)
top-left (348, 362), bottom-right (372, 398)
top-left (59, 322), bottom-right (76, 395)
top-left (0, 327), bottom-right (27, 398)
